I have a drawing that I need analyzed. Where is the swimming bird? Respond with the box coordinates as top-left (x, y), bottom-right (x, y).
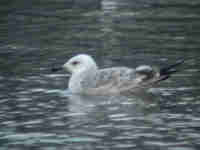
top-left (52, 54), bottom-right (184, 96)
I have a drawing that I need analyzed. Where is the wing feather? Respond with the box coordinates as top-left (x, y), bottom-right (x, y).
top-left (81, 66), bottom-right (159, 95)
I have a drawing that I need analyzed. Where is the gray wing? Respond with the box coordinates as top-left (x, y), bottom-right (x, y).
top-left (96, 67), bottom-right (137, 88)
top-left (81, 60), bottom-right (184, 95)
top-left (82, 66), bottom-right (160, 95)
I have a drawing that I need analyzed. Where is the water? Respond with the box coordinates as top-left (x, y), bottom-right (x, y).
top-left (1, 0), bottom-right (200, 149)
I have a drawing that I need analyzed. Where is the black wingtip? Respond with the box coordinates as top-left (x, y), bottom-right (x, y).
top-left (160, 59), bottom-right (184, 76)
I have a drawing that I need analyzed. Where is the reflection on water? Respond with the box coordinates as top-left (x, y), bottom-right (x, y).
top-left (1, 0), bottom-right (200, 149)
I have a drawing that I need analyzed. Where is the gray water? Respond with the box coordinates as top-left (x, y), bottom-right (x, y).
top-left (1, 0), bottom-right (200, 149)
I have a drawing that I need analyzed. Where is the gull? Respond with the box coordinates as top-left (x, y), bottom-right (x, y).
top-left (52, 54), bottom-right (184, 96)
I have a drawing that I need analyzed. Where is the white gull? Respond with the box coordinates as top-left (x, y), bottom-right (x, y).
top-left (52, 54), bottom-right (184, 96)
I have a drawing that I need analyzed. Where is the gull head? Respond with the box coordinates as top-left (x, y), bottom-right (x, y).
top-left (63, 54), bottom-right (98, 75)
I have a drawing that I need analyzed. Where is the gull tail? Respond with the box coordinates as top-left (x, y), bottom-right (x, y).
top-left (158, 59), bottom-right (184, 81)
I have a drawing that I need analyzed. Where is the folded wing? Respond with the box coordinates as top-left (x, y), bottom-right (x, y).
top-left (82, 60), bottom-right (184, 95)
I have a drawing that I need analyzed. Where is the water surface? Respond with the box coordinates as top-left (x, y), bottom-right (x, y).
top-left (1, 0), bottom-right (200, 149)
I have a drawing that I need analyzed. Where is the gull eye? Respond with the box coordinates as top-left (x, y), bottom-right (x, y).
top-left (72, 61), bottom-right (79, 66)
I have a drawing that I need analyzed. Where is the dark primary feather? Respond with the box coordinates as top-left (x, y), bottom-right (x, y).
top-left (158, 59), bottom-right (184, 81)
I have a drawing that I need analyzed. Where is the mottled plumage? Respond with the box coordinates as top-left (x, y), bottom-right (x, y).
top-left (52, 54), bottom-right (184, 96)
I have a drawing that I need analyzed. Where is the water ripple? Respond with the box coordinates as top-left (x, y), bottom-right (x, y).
top-left (1, 0), bottom-right (200, 149)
